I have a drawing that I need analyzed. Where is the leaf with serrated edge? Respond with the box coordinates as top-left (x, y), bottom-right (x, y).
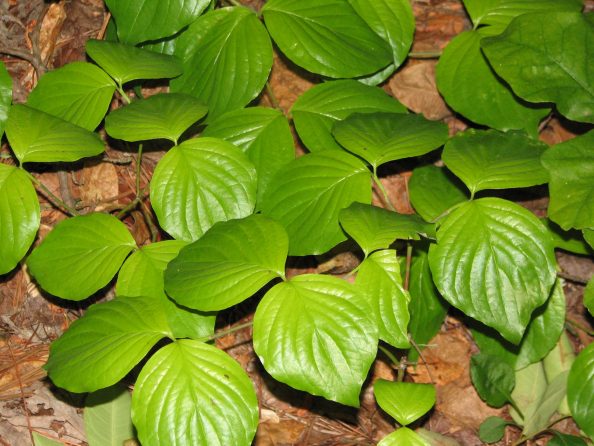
top-left (333, 112), bottom-right (448, 169)
top-left (378, 428), bottom-right (430, 446)
top-left (253, 275), bottom-right (378, 407)
top-left (86, 39), bottom-right (182, 85)
top-left (27, 213), bottom-right (136, 300)
top-left (0, 164), bottom-right (40, 275)
top-left (482, 12), bottom-right (594, 124)
top-left (46, 296), bottom-right (171, 393)
top-left (568, 342), bottom-right (594, 439)
top-left (85, 385), bottom-right (134, 446)
top-left (6, 104), bottom-right (104, 164)
top-left (0, 61), bottom-right (12, 138)
top-left (27, 62), bottom-right (115, 131)
top-left (105, 93), bottom-right (207, 144)
top-left (171, 7), bottom-right (272, 120)
top-left (374, 380), bottom-right (436, 426)
top-left (291, 80), bottom-right (407, 153)
top-left (429, 198), bottom-right (556, 344)
top-left (470, 354), bottom-right (515, 407)
top-left (132, 340), bottom-right (258, 446)
top-left (150, 137), bottom-right (257, 242)
top-left (261, 150), bottom-right (371, 256)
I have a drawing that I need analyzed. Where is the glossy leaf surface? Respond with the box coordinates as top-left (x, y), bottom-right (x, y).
top-left (374, 380), bottom-right (436, 426)
top-left (567, 343), bottom-right (594, 438)
top-left (85, 385), bottom-right (134, 446)
top-left (0, 61), bottom-right (12, 139)
top-left (544, 219), bottom-right (592, 255)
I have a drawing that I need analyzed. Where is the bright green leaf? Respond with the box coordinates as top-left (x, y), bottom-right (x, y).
top-left (291, 80), bottom-right (406, 153)
top-left (33, 433), bottom-right (64, 446)
top-left (150, 137), bottom-right (257, 242)
top-left (132, 340), bottom-right (258, 446)
top-left (522, 371), bottom-right (569, 437)
top-left (0, 61), bottom-right (13, 139)
top-left (568, 342), bottom-right (594, 438)
top-left (374, 380), bottom-right (436, 425)
top-left (260, 150), bottom-right (371, 256)
top-left (357, 250), bottom-right (410, 348)
top-left (253, 274), bottom-right (378, 407)
top-left (85, 385), bottom-right (134, 446)
top-left (510, 361), bottom-right (547, 425)
top-left (45, 296), bottom-right (171, 393)
top-left (378, 428), bottom-right (430, 446)
top-left (549, 432), bottom-right (588, 446)
top-left (357, 63), bottom-right (397, 87)
top-left (6, 104), bottom-right (104, 164)
top-left (583, 228), bottom-right (594, 250)
top-left (332, 112), bottom-right (448, 168)
top-left (482, 12), bottom-right (594, 124)
top-left (0, 164), bottom-right (40, 275)
top-left (428, 198), bottom-right (556, 344)
top-left (165, 215), bottom-right (287, 312)
top-left (478, 416), bottom-right (509, 444)
top-left (470, 354), bottom-right (515, 407)
top-left (171, 7), bottom-right (272, 120)
top-left (585, 278), bottom-right (594, 317)
top-left (543, 218), bottom-right (592, 255)
top-left (27, 213), bottom-right (136, 300)
top-left (86, 39), bottom-right (183, 85)
top-left (26, 62), bottom-right (115, 131)
top-left (105, 93), bottom-right (207, 144)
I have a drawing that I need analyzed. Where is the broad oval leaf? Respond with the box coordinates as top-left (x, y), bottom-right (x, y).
top-left (45, 296), bottom-right (172, 392)
top-left (443, 129), bottom-right (549, 194)
top-left (85, 385), bottom-right (134, 446)
top-left (202, 107), bottom-right (295, 206)
top-left (378, 428), bottom-right (430, 446)
top-left (0, 61), bottom-right (12, 139)
top-left (542, 130), bottom-right (594, 230)
top-left (292, 80), bottom-right (407, 153)
top-left (470, 353), bottom-right (515, 407)
top-left (132, 340), bottom-right (258, 446)
top-left (436, 30), bottom-right (548, 134)
top-left (263, 0), bottom-right (391, 78)
top-left (339, 202), bottom-right (435, 256)
top-left (0, 164), bottom-right (40, 275)
top-left (568, 342), bottom-right (594, 438)
top-left (171, 7), bottom-right (273, 120)
top-left (253, 274), bottom-right (378, 407)
top-left (116, 240), bottom-right (216, 340)
top-left (26, 62), bottom-right (116, 131)
top-left (333, 112), bottom-right (448, 168)
top-left (374, 380), bottom-right (436, 426)
top-left (479, 416), bottom-right (509, 444)
top-left (105, 93), bottom-right (207, 144)
top-left (482, 12), bottom-right (594, 124)
top-left (27, 213), bottom-right (136, 300)
top-left (356, 250), bottom-right (410, 348)
top-left (105, 0), bottom-right (210, 45)
top-left (428, 198), bottom-right (556, 344)
top-left (260, 150), bottom-right (371, 256)
top-left (86, 39), bottom-right (183, 85)
top-left (165, 215), bottom-right (288, 312)
top-left (150, 137), bottom-right (257, 242)
top-left (6, 104), bottom-right (104, 164)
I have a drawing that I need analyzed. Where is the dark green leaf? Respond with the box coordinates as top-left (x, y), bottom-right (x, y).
top-left (27, 213), bottom-right (136, 300)
top-left (549, 432), bottom-right (588, 446)
top-left (0, 61), bottom-right (13, 139)
top-left (585, 278), bottom-right (594, 317)
top-left (470, 354), bottom-right (515, 407)
top-left (378, 428), bottom-right (430, 446)
top-left (568, 342), bottom-right (594, 438)
top-left (85, 385), bottom-right (134, 446)
top-left (374, 380), bottom-right (436, 425)
top-left (478, 416), bottom-right (509, 444)
top-left (543, 218), bottom-right (592, 255)
top-left (471, 324), bottom-right (518, 369)
top-left (291, 80), bottom-right (406, 153)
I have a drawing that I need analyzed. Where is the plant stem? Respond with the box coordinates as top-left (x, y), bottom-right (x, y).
top-left (404, 242), bottom-right (413, 291)
top-left (566, 318), bottom-right (594, 336)
top-left (136, 144), bottom-right (143, 197)
top-left (408, 50), bottom-right (442, 59)
top-left (265, 81), bottom-right (282, 112)
top-left (198, 321), bottom-right (254, 343)
top-left (508, 396), bottom-right (525, 422)
top-left (117, 83), bottom-right (132, 104)
top-left (378, 344), bottom-right (400, 369)
top-left (23, 170), bottom-right (79, 216)
top-left (372, 168), bottom-right (396, 212)
top-left (557, 271), bottom-right (589, 285)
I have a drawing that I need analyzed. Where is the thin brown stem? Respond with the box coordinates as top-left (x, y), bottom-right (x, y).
top-left (408, 51), bottom-right (442, 59)
top-left (557, 271), bottom-right (589, 285)
top-left (24, 170), bottom-right (79, 216)
top-left (198, 321), bottom-right (254, 343)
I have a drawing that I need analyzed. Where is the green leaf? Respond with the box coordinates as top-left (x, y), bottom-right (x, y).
top-left (356, 250), bottom-right (410, 348)
top-left (26, 62), bottom-right (115, 131)
top-left (171, 7), bottom-right (272, 120)
top-left (0, 164), bottom-right (40, 275)
top-left (585, 278), bottom-right (594, 317)
top-left (428, 198), bottom-right (556, 344)
top-left (416, 429), bottom-right (460, 446)
top-left (202, 107), bottom-right (295, 206)
top-left (116, 240), bottom-right (216, 340)
top-left (583, 228), bottom-right (594, 250)
top-left (481, 12), bottom-right (594, 124)
top-left (522, 371), bottom-right (569, 437)
top-left (85, 385), bottom-right (134, 446)
top-left (105, 0), bottom-right (210, 45)
top-left (443, 129), bottom-right (548, 194)
top-left (568, 342), bottom-right (594, 439)
top-left (374, 380), bottom-right (436, 425)
top-left (549, 432), bottom-right (588, 446)
top-left (340, 202), bottom-right (435, 256)
top-left (332, 112), bottom-right (449, 169)
top-left (105, 93), bottom-right (207, 144)
top-left (471, 324), bottom-right (518, 369)
top-left (253, 274), bottom-right (378, 407)
top-left (27, 213), bottom-right (136, 300)
top-left (260, 150), bottom-right (371, 256)
top-left (291, 80), bottom-right (406, 153)
top-left (132, 340), bottom-right (258, 446)
top-left (33, 433), bottom-right (64, 446)
top-left (348, 0), bottom-right (414, 68)
top-left (408, 165), bottom-right (468, 222)
top-left (510, 361), bottom-right (547, 424)
top-left (0, 61), bottom-right (13, 139)
top-left (378, 428), bottom-right (430, 446)
top-left (470, 354), bottom-right (515, 407)
top-left (6, 104), bottom-right (104, 164)
top-left (543, 218), bottom-right (592, 255)
top-left (436, 30), bottom-right (548, 134)
top-left (45, 296), bottom-right (171, 392)
top-left (542, 130), bottom-right (594, 230)
top-left (357, 63), bottom-right (397, 87)
top-left (150, 137), bottom-right (257, 242)
top-left (478, 416), bottom-right (509, 444)
top-left (165, 215), bottom-right (287, 312)
top-left (263, 0), bottom-right (391, 78)
top-left (86, 39), bottom-right (183, 85)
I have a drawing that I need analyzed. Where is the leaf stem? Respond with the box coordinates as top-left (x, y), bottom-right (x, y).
top-left (557, 271), bottom-right (589, 285)
top-left (136, 144), bottom-right (143, 198)
top-left (23, 170), bottom-right (79, 216)
top-left (198, 321), bottom-right (254, 343)
top-left (566, 318), bottom-right (594, 336)
top-left (378, 344), bottom-right (400, 369)
top-left (265, 82), bottom-right (284, 114)
top-left (508, 396), bottom-right (525, 422)
top-left (372, 168), bottom-right (396, 212)
top-left (404, 242), bottom-right (413, 291)
top-left (408, 50), bottom-right (442, 59)
top-left (116, 83), bottom-right (131, 104)
top-left (429, 200), bottom-right (467, 224)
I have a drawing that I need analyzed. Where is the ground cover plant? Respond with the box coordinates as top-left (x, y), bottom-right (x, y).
top-left (0, 0), bottom-right (593, 445)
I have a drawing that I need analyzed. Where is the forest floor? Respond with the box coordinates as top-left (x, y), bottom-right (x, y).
top-left (0, 1), bottom-right (593, 445)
